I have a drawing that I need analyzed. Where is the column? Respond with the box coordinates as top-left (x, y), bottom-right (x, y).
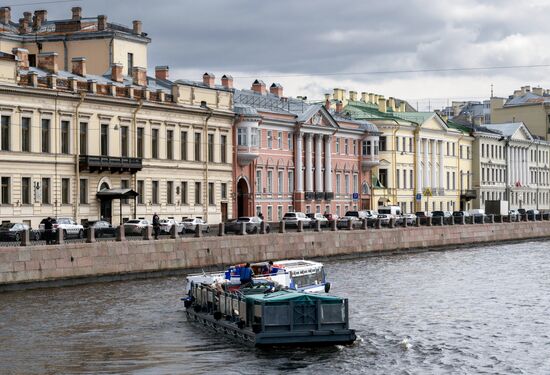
top-left (305, 133), bottom-right (313, 192)
top-left (524, 148), bottom-right (529, 186)
top-left (315, 135), bottom-right (323, 192)
top-left (324, 136), bottom-right (332, 192)
top-left (512, 146), bottom-right (517, 184)
top-left (295, 132), bottom-right (303, 192)
top-left (520, 148), bottom-right (524, 185)
top-left (431, 139), bottom-right (437, 189)
top-left (416, 137), bottom-right (422, 192)
top-left (439, 140), bottom-right (444, 190)
top-left (506, 144), bottom-right (511, 187)
top-left (423, 138), bottom-right (429, 188)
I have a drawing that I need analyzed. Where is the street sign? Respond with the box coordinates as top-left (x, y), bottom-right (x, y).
top-left (352, 192), bottom-right (359, 200)
top-left (416, 193), bottom-right (422, 201)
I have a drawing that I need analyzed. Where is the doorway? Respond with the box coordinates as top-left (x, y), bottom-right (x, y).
top-left (221, 202), bottom-right (228, 222)
top-left (100, 199), bottom-right (112, 222)
top-left (237, 178), bottom-right (249, 217)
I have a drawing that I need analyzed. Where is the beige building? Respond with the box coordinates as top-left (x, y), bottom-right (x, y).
top-left (0, 7), bottom-right (234, 227)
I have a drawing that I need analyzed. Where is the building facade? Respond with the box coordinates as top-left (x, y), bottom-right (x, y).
top-left (0, 8), bottom-right (234, 227)
top-left (232, 81), bottom-right (380, 220)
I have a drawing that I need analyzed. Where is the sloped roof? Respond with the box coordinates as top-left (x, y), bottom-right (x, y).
top-left (505, 92), bottom-right (550, 106)
top-left (482, 122), bottom-right (532, 139)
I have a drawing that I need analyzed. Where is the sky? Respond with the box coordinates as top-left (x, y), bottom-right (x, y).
top-left (8, 0), bottom-right (550, 110)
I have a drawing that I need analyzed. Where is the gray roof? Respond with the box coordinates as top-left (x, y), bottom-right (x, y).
top-left (482, 122), bottom-right (531, 138)
top-left (234, 103), bottom-right (259, 117)
top-left (505, 92), bottom-right (550, 106)
top-left (233, 89), bottom-right (310, 114)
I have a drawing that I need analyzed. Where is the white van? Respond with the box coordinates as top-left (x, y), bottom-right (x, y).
top-left (377, 205), bottom-right (402, 218)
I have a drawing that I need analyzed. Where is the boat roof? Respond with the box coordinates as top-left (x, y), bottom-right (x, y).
top-left (244, 290), bottom-right (342, 303)
top-left (273, 260), bottom-right (324, 269)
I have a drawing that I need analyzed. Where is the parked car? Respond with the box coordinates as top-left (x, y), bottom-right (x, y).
top-left (282, 212), bottom-right (312, 227)
top-left (40, 217), bottom-right (84, 239)
top-left (323, 213), bottom-right (339, 222)
top-left (124, 219), bottom-right (150, 236)
top-left (0, 222), bottom-right (40, 241)
top-left (415, 211), bottom-right (431, 218)
top-left (452, 211), bottom-right (470, 223)
top-left (526, 209), bottom-right (540, 220)
top-left (225, 216), bottom-right (269, 234)
top-left (376, 214), bottom-right (391, 226)
top-left (517, 208), bottom-right (526, 216)
top-left (306, 213), bottom-right (329, 227)
top-left (84, 220), bottom-right (116, 238)
top-left (181, 218), bottom-right (210, 233)
top-left (337, 210), bottom-right (368, 228)
top-left (508, 209), bottom-right (519, 220)
top-left (403, 213), bottom-right (417, 225)
top-left (431, 211), bottom-right (451, 224)
top-left (159, 219), bottom-right (183, 234)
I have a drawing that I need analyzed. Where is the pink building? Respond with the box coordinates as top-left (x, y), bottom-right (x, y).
top-left (232, 80), bottom-right (380, 221)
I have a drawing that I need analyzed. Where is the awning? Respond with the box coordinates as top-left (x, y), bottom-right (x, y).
top-left (96, 188), bottom-right (139, 199)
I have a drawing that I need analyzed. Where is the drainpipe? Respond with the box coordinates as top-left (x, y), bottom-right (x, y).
top-left (456, 133), bottom-right (464, 212)
top-left (391, 120), bottom-right (401, 205)
top-left (202, 104), bottom-right (213, 222)
top-left (63, 35), bottom-right (68, 71)
top-left (74, 92), bottom-right (86, 222)
top-left (132, 99), bottom-right (143, 219)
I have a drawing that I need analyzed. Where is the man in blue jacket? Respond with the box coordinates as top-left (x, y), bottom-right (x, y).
top-left (240, 263), bottom-right (254, 287)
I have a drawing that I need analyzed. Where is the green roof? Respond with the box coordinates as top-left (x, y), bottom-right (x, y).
top-left (244, 290), bottom-right (343, 304)
top-left (446, 120), bottom-right (473, 134)
top-left (392, 111), bottom-right (436, 123)
top-left (344, 101), bottom-right (405, 121)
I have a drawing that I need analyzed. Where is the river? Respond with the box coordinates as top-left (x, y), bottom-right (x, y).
top-left (1, 241), bottom-right (549, 374)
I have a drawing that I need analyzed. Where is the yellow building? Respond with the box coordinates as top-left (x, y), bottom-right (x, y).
top-left (338, 90), bottom-right (475, 213)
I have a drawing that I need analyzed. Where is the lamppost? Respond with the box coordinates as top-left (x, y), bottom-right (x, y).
top-left (498, 136), bottom-right (511, 213)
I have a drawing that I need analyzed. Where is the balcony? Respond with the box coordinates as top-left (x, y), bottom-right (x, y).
top-left (361, 155), bottom-right (380, 169)
top-left (237, 145), bottom-right (260, 167)
top-left (79, 155), bottom-right (142, 174)
top-left (461, 189), bottom-right (477, 200)
top-left (304, 192), bottom-right (315, 201)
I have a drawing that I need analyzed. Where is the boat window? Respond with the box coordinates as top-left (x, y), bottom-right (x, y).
top-left (320, 304), bottom-right (345, 323)
top-left (292, 269), bottom-right (323, 288)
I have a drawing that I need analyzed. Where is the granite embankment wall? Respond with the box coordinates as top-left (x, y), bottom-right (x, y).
top-left (1, 221), bottom-right (549, 289)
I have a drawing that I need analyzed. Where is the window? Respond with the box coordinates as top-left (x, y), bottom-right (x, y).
top-left (0, 177), bottom-right (9, 204)
top-left (278, 132), bottom-right (282, 149)
top-left (41, 119), bottom-right (50, 153)
top-left (121, 179), bottom-right (129, 204)
top-left (127, 52), bottom-right (134, 76)
top-left (267, 206), bottom-right (273, 221)
top-left (288, 133), bottom-right (293, 150)
top-left (396, 169), bottom-right (400, 188)
top-left (256, 170), bottom-right (262, 192)
top-left (379, 136), bottom-right (387, 151)
top-left (221, 183), bottom-right (227, 200)
top-left (409, 138), bottom-right (413, 152)
top-left (181, 181), bottom-right (188, 204)
top-left (344, 139), bottom-right (349, 154)
top-left (121, 126), bottom-right (129, 157)
top-left (403, 170), bottom-right (407, 189)
top-left (220, 135), bottom-right (227, 163)
top-left (353, 140), bottom-right (357, 155)
top-left (396, 137), bottom-right (400, 151)
top-left (267, 131), bottom-right (273, 148)
top-left (336, 174), bottom-right (341, 194)
top-left (1, 115), bottom-right (9, 151)
top-left (251, 128), bottom-right (259, 147)
top-left (21, 117), bottom-right (30, 152)
top-left (41, 177), bottom-right (50, 204)
top-left (278, 170), bottom-right (284, 193)
top-left (345, 174), bottom-right (350, 193)
top-left (62, 178), bottom-right (70, 204)
top-left (61, 120), bottom-right (69, 154)
top-left (79, 122), bottom-right (87, 155)
top-left (288, 170), bottom-right (294, 193)
top-left (22, 177), bottom-right (30, 204)
top-left (402, 137), bottom-right (406, 152)
top-left (167, 181), bottom-right (173, 204)
top-left (152, 180), bottom-right (159, 204)
top-left (452, 172), bottom-right (456, 190)
top-left (208, 182), bottom-right (215, 205)
top-left (278, 206), bottom-right (283, 220)
top-left (195, 182), bottom-right (201, 204)
top-left (447, 171), bottom-right (450, 189)
top-left (410, 170), bottom-right (413, 190)
top-left (267, 170), bottom-right (273, 193)
top-left (100, 124), bottom-right (108, 156)
top-left (137, 127), bottom-right (144, 158)
top-left (208, 134), bottom-right (214, 162)
top-left (353, 174), bottom-right (358, 193)
top-left (237, 128), bottom-right (246, 146)
top-left (28, 54), bottom-right (36, 67)
top-left (336, 138), bottom-right (340, 153)
top-left (379, 169), bottom-right (388, 187)
top-left (152, 129), bottom-right (159, 159)
top-left (460, 145), bottom-right (463, 159)
top-left (79, 179), bottom-right (87, 204)
top-left (180, 131), bottom-right (188, 160)
top-left (166, 130), bottom-right (173, 160)
top-left (194, 133), bottom-right (201, 161)
top-left (137, 180), bottom-right (144, 204)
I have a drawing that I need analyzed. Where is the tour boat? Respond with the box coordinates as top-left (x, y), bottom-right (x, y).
top-left (185, 259), bottom-right (330, 294)
top-left (182, 282), bottom-right (356, 347)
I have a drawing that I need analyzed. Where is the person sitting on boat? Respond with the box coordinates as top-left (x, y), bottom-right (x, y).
top-left (263, 260), bottom-right (278, 275)
top-left (239, 263), bottom-right (254, 286)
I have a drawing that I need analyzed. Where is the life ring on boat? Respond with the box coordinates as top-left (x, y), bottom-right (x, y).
top-left (324, 282), bottom-right (331, 293)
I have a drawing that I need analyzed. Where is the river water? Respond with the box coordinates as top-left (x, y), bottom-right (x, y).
top-left (1, 241), bottom-right (550, 374)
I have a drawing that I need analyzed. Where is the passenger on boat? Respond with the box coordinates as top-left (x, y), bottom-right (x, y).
top-left (239, 263), bottom-right (254, 286)
top-left (262, 260), bottom-right (278, 275)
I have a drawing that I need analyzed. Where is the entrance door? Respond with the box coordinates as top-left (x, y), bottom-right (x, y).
top-left (221, 202), bottom-right (228, 222)
top-left (237, 178), bottom-right (249, 217)
top-left (100, 199), bottom-right (112, 222)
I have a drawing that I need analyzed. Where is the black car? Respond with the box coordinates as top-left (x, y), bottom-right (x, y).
top-left (85, 220), bottom-right (117, 238)
top-left (0, 222), bottom-right (40, 241)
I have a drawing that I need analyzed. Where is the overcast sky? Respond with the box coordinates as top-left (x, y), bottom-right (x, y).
top-left (9, 0), bottom-right (550, 110)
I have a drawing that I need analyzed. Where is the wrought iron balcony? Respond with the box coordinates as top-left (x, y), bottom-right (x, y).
top-left (79, 155), bottom-right (142, 174)
top-left (461, 189), bottom-right (477, 200)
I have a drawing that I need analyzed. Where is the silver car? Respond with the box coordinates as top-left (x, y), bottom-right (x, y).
top-left (124, 219), bottom-right (150, 235)
top-left (181, 218), bottom-right (210, 233)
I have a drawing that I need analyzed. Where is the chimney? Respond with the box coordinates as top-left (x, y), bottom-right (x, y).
top-left (71, 6), bottom-right (82, 21)
top-left (111, 63), bottom-right (123, 83)
top-left (155, 66), bottom-right (169, 80)
top-left (37, 52), bottom-right (58, 74)
top-left (333, 88), bottom-right (345, 101)
top-left (132, 20), bottom-right (142, 35)
top-left (12, 48), bottom-right (29, 70)
top-left (221, 74), bottom-right (233, 89)
top-left (18, 18), bottom-right (28, 34)
top-left (71, 57), bottom-right (86, 76)
top-left (132, 66), bottom-right (147, 86)
top-left (34, 10), bottom-right (47, 28)
top-left (251, 79), bottom-right (266, 95)
top-left (97, 15), bottom-right (107, 31)
top-left (513, 89), bottom-right (522, 97)
top-left (361, 92), bottom-right (369, 102)
top-left (0, 7), bottom-right (10, 24)
top-left (533, 87), bottom-right (544, 96)
top-left (324, 93), bottom-right (331, 110)
top-left (473, 116), bottom-right (482, 126)
top-left (349, 91), bottom-right (357, 101)
top-left (399, 101), bottom-right (406, 112)
top-left (270, 83), bottom-right (283, 97)
top-left (335, 101), bottom-right (343, 113)
top-left (378, 96), bottom-right (387, 112)
top-left (388, 97), bottom-right (396, 112)
top-left (369, 93), bottom-right (375, 104)
top-left (202, 72), bottom-right (215, 87)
